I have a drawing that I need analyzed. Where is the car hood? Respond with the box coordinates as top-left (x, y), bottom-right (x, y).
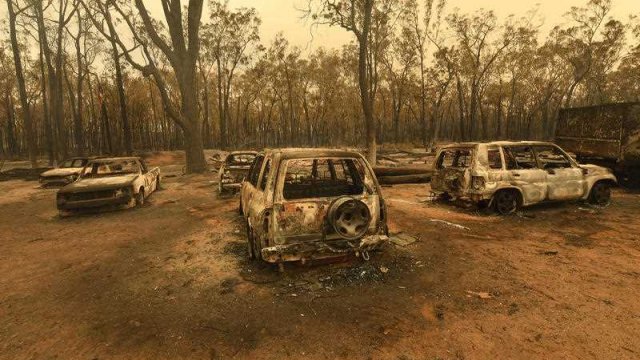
top-left (41, 167), bottom-right (83, 177)
top-left (59, 174), bottom-right (138, 193)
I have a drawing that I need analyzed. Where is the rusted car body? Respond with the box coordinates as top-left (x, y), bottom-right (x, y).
top-left (556, 102), bottom-right (640, 178)
top-left (218, 151), bottom-right (257, 194)
top-left (39, 157), bottom-right (93, 186)
top-left (240, 148), bottom-right (389, 265)
top-left (56, 157), bottom-right (160, 215)
top-left (431, 141), bottom-right (618, 214)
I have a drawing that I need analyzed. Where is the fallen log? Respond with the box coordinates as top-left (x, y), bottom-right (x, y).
top-left (377, 173), bottom-right (431, 185)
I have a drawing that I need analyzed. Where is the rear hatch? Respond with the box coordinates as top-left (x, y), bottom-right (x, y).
top-left (273, 157), bottom-right (380, 243)
top-left (432, 147), bottom-right (474, 193)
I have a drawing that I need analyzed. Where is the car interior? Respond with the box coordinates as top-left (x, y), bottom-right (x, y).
top-left (282, 158), bottom-right (365, 200)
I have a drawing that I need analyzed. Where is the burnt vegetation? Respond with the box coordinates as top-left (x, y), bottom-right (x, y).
top-left (0, 0), bottom-right (638, 172)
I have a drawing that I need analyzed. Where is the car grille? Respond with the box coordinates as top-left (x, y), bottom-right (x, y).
top-left (67, 190), bottom-right (115, 201)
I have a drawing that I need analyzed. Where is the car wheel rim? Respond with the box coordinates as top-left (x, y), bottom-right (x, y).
top-left (334, 201), bottom-right (370, 238)
top-left (497, 193), bottom-right (516, 214)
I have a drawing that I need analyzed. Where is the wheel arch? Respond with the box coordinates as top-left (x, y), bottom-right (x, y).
top-left (585, 176), bottom-right (617, 198)
top-left (490, 186), bottom-right (525, 207)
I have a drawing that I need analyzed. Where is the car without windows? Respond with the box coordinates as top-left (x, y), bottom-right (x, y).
top-left (240, 148), bottom-right (389, 266)
top-left (56, 157), bottom-right (161, 216)
top-left (218, 151), bottom-right (257, 194)
top-left (431, 141), bottom-right (618, 214)
top-left (39, 157), bottom-right (95, 186)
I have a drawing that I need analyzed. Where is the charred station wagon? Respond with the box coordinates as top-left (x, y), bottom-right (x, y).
top-left (240, 148), bottom-right (389, 267)
top-left (431, 141), bottom-right (618, 214)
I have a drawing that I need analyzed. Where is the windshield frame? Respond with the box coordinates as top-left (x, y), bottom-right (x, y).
top-left (79, 159), bottom-right (141, 179)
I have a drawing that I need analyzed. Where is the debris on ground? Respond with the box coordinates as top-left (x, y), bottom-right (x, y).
top-left (430, 219), bottom-right (471, 231)
top-left (466, 290), bottom-right (493, 299)
top-left (390, 233), bottom-right (418, 246)
top-left (538, 250), bottom-right (559, 256)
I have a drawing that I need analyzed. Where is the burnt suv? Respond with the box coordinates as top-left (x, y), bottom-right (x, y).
top-left (218, 151), bottom-right (257, 194)
top-left (431, 141), bottom-right (618, 214)
top-left (240, 148), bottom-right (389, 266)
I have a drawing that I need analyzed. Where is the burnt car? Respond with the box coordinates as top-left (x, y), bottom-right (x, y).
top-left (39, 157), bottom-right (94, 186)
top-left (240, 148), bottom-right (389, 267)
top-left (431, 141), bottom-right (618, 215)
top-left (56, 157), bottom-right (160, 216)
top-left (218, 151), bottom-right (257, 194)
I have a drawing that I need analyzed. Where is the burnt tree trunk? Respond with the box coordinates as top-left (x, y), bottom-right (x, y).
top-left (6, 0), bottom-right (37, 167)
top-left (5, 95), bottom-right (18, 158)
top-left (358, 0), bottom-right (376, 165)
top-left (107, 26), bottom-right (132, 155)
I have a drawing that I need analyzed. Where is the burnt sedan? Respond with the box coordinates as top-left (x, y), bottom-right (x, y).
top-left (39, 157), bottom-right (93, 186)
top-left (218, 151), bottom-right (257, 194)
top-left (56, 157), bottom-right (160, 216)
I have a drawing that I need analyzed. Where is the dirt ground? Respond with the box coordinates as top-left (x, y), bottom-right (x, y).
top-left (1, 154), bottom-right (639, 360)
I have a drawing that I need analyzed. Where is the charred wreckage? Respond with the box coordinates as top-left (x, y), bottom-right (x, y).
top-left (56, 157), bottom-right (161, 216)
top-left (431, 141), bottom-right (618, 214)
top-left (38, 141), bottom-right (622, 269)
top-left (239, 148), bottom-right (389, 266)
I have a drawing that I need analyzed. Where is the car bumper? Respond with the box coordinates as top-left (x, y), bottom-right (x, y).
top-left (260, 234), bottom-right (389, 263)
top-left (57, 195), bottom-right (132, 210)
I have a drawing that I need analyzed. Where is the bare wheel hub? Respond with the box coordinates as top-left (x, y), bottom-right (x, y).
top-left (329, 197), bottom-right (372, 240)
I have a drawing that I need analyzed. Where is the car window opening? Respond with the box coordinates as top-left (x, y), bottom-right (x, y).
top-left (283, 158), bottom-right (365, 200)
top-left (81, 160), bottom-right (140, 178)
top-left (437, 148), bottom-right (474, 169)
top-left (227, 153), bottom-right (256, 166)
top-left (534, 146), bottom-right (572, 169)
top-left (504, 146), bottom-right (537, 170)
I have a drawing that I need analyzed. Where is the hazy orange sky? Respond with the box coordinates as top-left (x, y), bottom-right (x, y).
top-left (0, 1), bottom-right (637, 51)
top-left (146, 0), bottom-right (640, 51)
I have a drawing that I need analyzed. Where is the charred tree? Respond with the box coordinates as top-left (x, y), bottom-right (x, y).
top-left (6, 0), bottom-right (38, 167)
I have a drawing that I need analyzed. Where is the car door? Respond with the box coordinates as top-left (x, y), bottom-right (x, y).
top-left (533, 145), bottom-right (585, 200)
top-left (248, 158), bottom-right (272, 240)
top-left (137, 159), bottom-right (153, 193)
top-left (502, 146), bottom-right (548, 205)
top-left (242, 155), bottom-right (264, 218)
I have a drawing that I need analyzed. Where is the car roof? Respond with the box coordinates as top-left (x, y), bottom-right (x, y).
top-left (439, 141), bottom-right (557, 149)
top-left (261, 148), bottom-right (366, 160)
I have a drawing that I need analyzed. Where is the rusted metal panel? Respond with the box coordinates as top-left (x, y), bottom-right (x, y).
top-left (556, 103), bottom-right (640, 163)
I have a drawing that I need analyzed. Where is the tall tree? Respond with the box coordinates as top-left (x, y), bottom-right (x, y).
top-left (6, 0), bottom-right (37, 167)
top-left (202, 1), bottom-right (261, 149)
top-left (83, 0), bottom-right (207, 173)
top-left (310, 0), bottom-right (378, 164)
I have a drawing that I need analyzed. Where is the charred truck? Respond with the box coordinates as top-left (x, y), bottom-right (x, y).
top-left (555, 102), bottom-right (640, 181)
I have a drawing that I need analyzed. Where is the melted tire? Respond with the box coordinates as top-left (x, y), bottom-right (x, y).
top-left (493, 190), bottom-right (519, 215)
top-left (589, 182), bottom-right (612, 206)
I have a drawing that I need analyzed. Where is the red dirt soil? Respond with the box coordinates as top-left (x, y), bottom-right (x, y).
top-left (1, 154), bottom-right (639, 359)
